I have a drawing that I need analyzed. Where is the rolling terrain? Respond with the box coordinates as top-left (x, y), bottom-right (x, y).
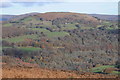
top-left (89, 14), bottom-right (118, 21)
top-left (1, 12), bottom-right (119, 78)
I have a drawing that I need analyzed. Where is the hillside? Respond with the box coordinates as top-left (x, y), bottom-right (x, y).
top-left (89, 14), bottom-right (118, 21)
top-left (0, 13), bottom-right (39, 21)
top-left (2, 12), bottom-right (119, 78)
top-left (1, 12), bottom-right (118, 21)
top-left (37, 12), bottom-right (99, 23)
top-left (2, 66), bottom-right (117, 78)
top-left (0, 15), bottom-right (15, 21)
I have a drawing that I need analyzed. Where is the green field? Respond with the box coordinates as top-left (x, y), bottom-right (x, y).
top-left (20, 17), bottom-right (38, 22)
top-left (106, 26), bottom-right (118, 30)
top-left (46, 31), bottom-right (69, 38)
top-left (42, 21), bottom-right (52, 26)
top-left (30, 28), bottom-right (69, 38)
top-left (4, 34), bottom-right (38, 43)
top-left (31, 28), bottom-right (50, 33)
top-left (3, 23), bottom-right (12, 27)
top-left (97, 25), bottom-right (103, 28)
top-left (2, 46), bottom-right (12, 49)
top-left (61, 26), bottom-right (77, 30)
top-left (112, 71), bottom-right (120, 74)
top-left (65, 24), bottom-right (76, 27)
top-left (39, 21), bottom-right (57, 28)
top-left (80, 26), bottom-right (94, 29)
top-left (3, 46), bottom-right (41, 52)
top-left (18, 17), bottom-right (43, 25)
top-left (91, 65), bottom-right (120, 74)
top-left (92, 65), bottom-right (114, 73)
top-left (0, 47), bottom-right (2, 51)
top-left (30, 21), bottom-right (54, 28)
top-left (21, 17), bottom-right (33, 22)
top-left (103, 21), bottom-right (114, 26)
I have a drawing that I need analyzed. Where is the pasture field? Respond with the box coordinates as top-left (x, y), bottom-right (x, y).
top-left (61, 26), bottom-right (77, 30)
top-left (91, 65), bottom-right (119, 74)
top-left (42, 21), bottom-right (52, 26)
top-left (46, 31), bottom-right (69, 38)
top-left (3, 23), bottom-right (12, 27)
top-left (3, 46), bottom-right (41, 52)
top-left (106, 26), bottom-right (118, 30)
top-left (2, 46), bottom-right (12, 49)
top-left (112, 71), bottom-right (120, 74)
top-left (92, 65), bottom-right (114, 73)
top-left (65, 24), bottom-right (76, 27)
top-left (30, 28), bottom-right (69, 38)
top-left (21, 17), bottom-right (33, 22)
top-left (4, 34), bottom-right (39, 43)
top-left (30, 28), bottom-right (50, 33)
top-left (80, 26), bottom-right (94, 29)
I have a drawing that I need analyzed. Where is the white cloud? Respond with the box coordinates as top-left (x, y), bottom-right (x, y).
top-left (0, 2), bottom-right (13, 8)
top-left (0, 0), bottom-right (118, 8)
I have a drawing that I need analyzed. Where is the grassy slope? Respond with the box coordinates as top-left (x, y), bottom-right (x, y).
top-left (61, 24), bottom-right (77, 30)
top-left (30, 28), bottom-right (69, 38)
top-left (91, 65), bottom-right (120, 74)
top-left (31, 28), bottom-right (50, 33)
top-left (3, 46), bottom-right (41, 52)
top-left (92, 65), bottom-right (114, 73)
top-left (46, 32), bottom-right (69, 38)
top-left (3, 23), bottom-right (12, 27)
top-left (4, 34), bottom-right (38, 43)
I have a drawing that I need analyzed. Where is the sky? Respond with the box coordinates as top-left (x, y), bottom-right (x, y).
top-left (0, 1), bottom-right (118, 15)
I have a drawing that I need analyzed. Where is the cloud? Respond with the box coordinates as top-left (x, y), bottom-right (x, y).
top-left (1, 0), bottom-right (118, 8)
top-left (12, 2), bottom-right (54, 7)
top-left (1, 2), bottom-right (60, 8)
top-left (0, 2), bottom-right (51, 8)
top-left (14, 2), bottom-right (37, 7)
top-left (0, 2), bottom-right (13, 8)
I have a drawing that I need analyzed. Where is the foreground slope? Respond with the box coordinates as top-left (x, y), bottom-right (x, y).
top-left (2, 66), bottom-right (117, 78)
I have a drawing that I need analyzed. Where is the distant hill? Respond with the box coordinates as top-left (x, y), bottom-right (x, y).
top-left (1, 12), bottom-right (117, 21)
top-left (0, 15), bottom-right (16, 21)
top-left (89, 14), bottom-right (118, 21)
top-left (37, 12), bottom-right (97, 21)
top-left (0, 12), bottom-right (39, 21)
top-left (7, 12), bottom-right (101, 27)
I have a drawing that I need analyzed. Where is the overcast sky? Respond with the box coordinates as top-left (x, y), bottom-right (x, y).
top-left (0, 0), bottom-right (118, 15)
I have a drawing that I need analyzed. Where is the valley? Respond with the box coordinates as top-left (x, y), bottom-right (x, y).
top-left (1, 12), bottom-right (119, 78)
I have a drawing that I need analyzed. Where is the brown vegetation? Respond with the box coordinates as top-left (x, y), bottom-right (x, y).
top-left (2, 66), bottom-right (117, 78)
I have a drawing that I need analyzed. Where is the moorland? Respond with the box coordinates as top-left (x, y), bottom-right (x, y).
top-left (1, 12), bottom-right (119, 78)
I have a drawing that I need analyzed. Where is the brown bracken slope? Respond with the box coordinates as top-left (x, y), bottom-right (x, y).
top-left (2, 66), bottom-right (117, 78)
top-left (37, 12), bottom-right (100, 23)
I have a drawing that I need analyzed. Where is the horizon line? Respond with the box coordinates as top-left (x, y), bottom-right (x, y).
top-left (0, 12), bottom-right (118, 15)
